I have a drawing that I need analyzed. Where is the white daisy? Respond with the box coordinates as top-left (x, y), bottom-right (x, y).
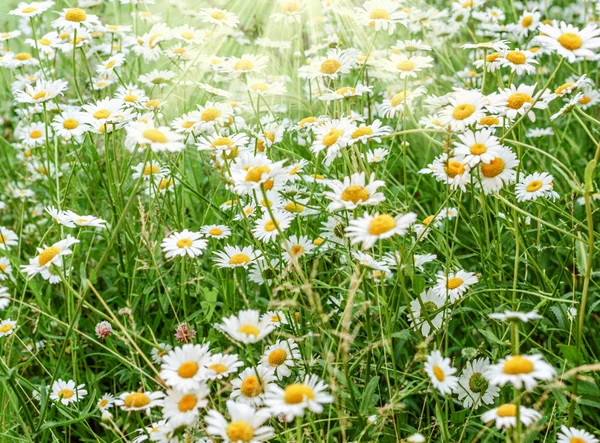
top-left (162, 385), bottom-right (210, 427)
top-left (486, 354), bottom-right (556, 391)
top-left (116, 391), bottom-right (165, 414)
top-left (161, 230), bottom-right (208, 259)
top-left (213, 246), bottom-right (260, 269)
top-left (408, 288), bottom-right (446, 336)
top-left (557, 426), bottom-right (599, 443)
top-left (205, 353), bottom-right (244, 380)
top-left (206, 400), bottom-right (274, 443)
top-left (50, 379), bottom-right (87, 406)
top-left (536, 21), bottom-right (600, 63)
top-left (515, 172), bottom-right (559, 202)
top-left (261, 339), bottom-right (301, 380)
top-left (160, 343), bottom-right (212, 391)
top-left (216, 310), bottom-right (275, 344)
top-left (323, 172), bottom-right (386, 211)
top-left (481, 404), bottom-right (541, 429)
top-left (264, 374), bottom-right (333, 421)
top-left (231, 366), bottom-right (276, 407)
top-left (345, 212), bottom-right (417, 249)
top-left (456, 358), bottom-right (500, 409)
top-left (424, 350), bottom-right (458, 395)
top-left (433, 270), bottom-right (478, 303)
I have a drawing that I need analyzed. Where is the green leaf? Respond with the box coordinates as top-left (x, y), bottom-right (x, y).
top-left (359, 376), bottom-right (380, 415)
top-left (584, 159), bottom-right (596, 193)
top-left (558, 344), bottom-right (583, 365)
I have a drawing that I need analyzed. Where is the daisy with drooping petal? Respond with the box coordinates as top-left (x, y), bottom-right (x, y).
top-left (162, 385), bottom-right (210, 427)
top-left (264, 374), bottom-right (334, 421)
top-left (536, 21), bottom-right (600, 63)
top-left (160, 343), bottom-right (211, 391)
top-left (424, 350), bottom-right (458, 395)
top-left (433, 270), bottom-right (478, 303)
top-left (206, 400), bottom-right (274, 443)
top-left (161, 230), bottom-right (208, 259)
top-left (214, 246), bottom-right (260, 269)
top-left (116, 391), bottom-right (165, 414)
top-left (456, 358), bottom-right (499, 409)
top-left (231, 366), bottom-right (276, 406)
top-left (486, 354), bottom-right (556, 391)
top-left (50, 379), bottom-right (87, 406)
top-left (323, 172), bottom-right (386, 211)
top-left (557, 426), bottom-right (598, 443)
top-left (261, 339), bottom-right (300, 380)
top-left (205, 353), bottom-right (244, 380)
top-left (515, 172), bottom-right (559, 202)
top-left (477, 146), bottom-right (519, 195)
top-left (481, 404), bottom-right (541, 429)
top-left (346, 212), bottom-right (417, 250)
top-left (408, 288), bottom-right (445, 336)
top-left (216, 310), bottom-right (276, 344)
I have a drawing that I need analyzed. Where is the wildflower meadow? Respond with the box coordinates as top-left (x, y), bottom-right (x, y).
top-left (2, 0), bottom-right (600, 441)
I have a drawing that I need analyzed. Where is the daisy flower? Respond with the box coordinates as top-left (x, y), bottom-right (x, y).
top-left (214, 246), bottom-right (260, 269)
top-left (481, 404), bottom-right (541, 429)
top-left (412, 253), bottom-right (437, 271)
top-left (509, 10), bottom-right (540, 38)
top-left (0, 258), bottom-right (13, 281)
top-left (438, 89), bottom-right (488, 131)
top-left (160, 343), bottom-right (212, 391)
top-left (498, 49), bottom-right (537, 76)
top-left (10, 1), bottom-right (54, 18)
top-left (161, 230), bottom-right (208, 259)
top-left (477, 146), bottom-right (519, 194)
top-left (408, 288), bottom-right (445, 336)
top-left (433, 270), bottom-right (478, 302)
top-left (379, 87), bottom-right (427, 118)
top-left (453, 128), bottom-right (503, 167)
top-left (486, 354), bottom-right (556, 390)
top-left (425, 350), bottom-right (458, 395)
top-left (536, 21), bottom-right (600, 63)
top-left (308, 48), bottom-right (356, 80)
top-left (383, 53), bottom-right (434, 79)
top-left (198, 8), bottom-right (239, 28)
top-left (557, 426), bottom-right (599, 443)
top-left (319, 84), bottom-right (372, 102)
top-left (126, 121), bottom-right (185, 153)
top-left (139, 70), bottom-right (177, 88)
top-left (282, 235), bottom-right (315, 263)
top-left (131, 162), bottom-right (169, 180)
top-left (346, 212), bottom-right (417, 250)
top-left (456, 358), bottom-right (500, 409)
top-left (0, 227), bottom-right (19, 250)
top-left (310, 118), bottom-right (354, 165)
top-left (162, 385), bottom-right (210, 427)
top-left (0, 319), bottom-right (17, 336)
top-left (216, 310), bottom-right (275, 344)
top-left (22, 236), bottom-right (80, 283)
top-left (14, 79), bottom-right (68, 104)
top-left (355, 0), bottom-right (405, 34)
top-left (205, 353), bottom-right (244, 380)
top-left (252, 210), bottom-right (293, 243)
top-left (51, 111), bottom-right (86, 142)
top-left (116, 391), bottom-right (165, 414)
top-left (366, 148), bottom-right (389, 163)
top-left (224, 54), bottom-right (268, 75)
top-left (201, 224), bottom-right (232, 239)
top-left (494, 83), bottom-right (553, 122)
top-left (515, 172), bottom-right (559, 202)
top-left (205, 400), bottom-right (274, 443)
top-left (150, 343), bottom-right (173, 364)
top-left (264, 374), bottom-right (333, 421)
top-left (348, 119), bottom-right (391, 145)
top-left (52, 8), bottom-right (101, 33)
top-left (231, 366), bottom-right (276, 407)
top-left (261, 339), bottom-right (300, 380)
top-left (323, 172), bottom-right (386, 211)
top-left (50, 379), bottom-right (87, 406)
top-left (97, 393), bottom-right (116, 410)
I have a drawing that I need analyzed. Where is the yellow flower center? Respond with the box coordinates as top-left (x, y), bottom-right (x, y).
top-left (320, 59), bottom-right (341, 75)
top-left (22, 7), bottom-right (37, 13)
top-left (352, 127), bottom-right (374, 139)
top-left (143, 129), bottom-right (167, 143)
top-left (212, 137), bottom-right (234, 148)
top-left (105, 60), bottom-right (116, 69)
top-left (268, 349), bottom-right (287, 366)
top-left (240, 375), bottom-right (262, 397)
top-left (264, 220), bottom-right (278, 232)
top-left (505, 51), bottom-right (526, 65)
top-left (368, 214), bottom-right (396, 236)
top-left (123, 392), bottom-right (151, 408)
top-left (558, 32), bottom-right (583, 50)
top-left (176, 238), bottom-right (193, 248)
top-left (470, 143), bottom-right (487, 155)
top-left (571, 438), bottom-right (586, 443)
top-left (58, 389), bottom-right (74, 399)
top-left (579, 96), bottom-right (591, 105)
top-left (181, 31), bottom-right (195, 40)
top-left (480, 157), bottom-right (505, 178)
top-left (341, 185), bottom-right (370, 203)
top-left (62, 118), bottom-right (79, 130)
top-left (229, 253), bottom-right (251, 265)
top-left (245, 165), bottom-right (271, 182)
top-left (503, 355), bottom-right (534, 374)
top-left (177, 361), bottom-right (199, 378)
top-left (507, 92), bottom-right (533, 110)
top-left (336, 86), bottom-right (355, 96)
top-left (369, 8), bottom-right (391, 20)
top-left (30, 130), bottom-right (42, 139)
top-left (299, 116), bottom-right (316, 127)
top-left (290, 244), bottom-right (304, 256)
top-left (234, 59), bottom-right (254, 71)
top-left (145, 99), bottom-right (161, 109)
top-left (314, 237), bottom-right (324, 246)
top-left (209, 363), bottom-right (228, 374)
top-left (178, 394), bottom-right (198, 412)
top-left (433, 365), bottom-right (445, 381)
top-left (15, 52), bottom-right (32, 61)
top-left (124, 94), bottom-right (137, 102)
top-left (282, 1), bottom-right (301, 13)
top-left (65, 8), bottom-right (87, 22)
top-left (445, 160), bottom-right (465, 178)
top-left (98, 399), bottom-right (108, 407)
top-left (208, 227), bottom-right (223, 236)
top-left (496, 403), bottom-right (517, 417)
top-left (201, 108), bottom-right (221, 122)
top-left (143, 165), bottom-right (160, 175)
top-left (0, 323), bottom-right (13, 333)
top-left (486, 52), bottom-right (500, 62)
top-left (93, 109), bottom-right (111, 119)
top-left (447, 277), bottom-right (463, 289)
top-left (452, 103), bottom-right (475, 120)
top-left (158, 178), bottom-right (173, 190)
top-left (39, 246), bottom-right (60, 266)
top-left (526, 180), bottom-right (543, 192)
top-left (226, 421), bottom-right (254, 442)
top-left (323, 128), bottom-right (343, 147)
top-left (396, 60), bottom-right (417, 71)
top-left (391, 91), bottom-right (410, 107)
top-left (479, 116), bottom-right (499, 126)
top-left (211, 10), bottom-right (226, 20)
top-left (238, 324), bottom-right (260, 337)
top-left (283, 384), bottom-right (315, 404)
top-left (521, 15), bottom-right (533, 27)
